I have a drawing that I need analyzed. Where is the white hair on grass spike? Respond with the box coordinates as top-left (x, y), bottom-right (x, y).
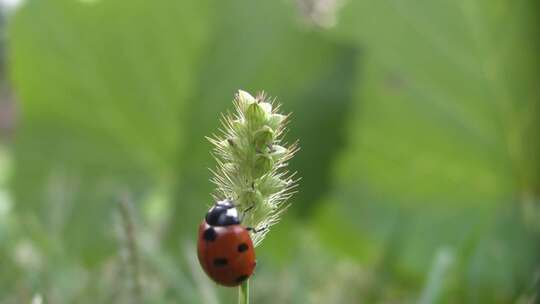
top-left (207, 89), bottom-right (299, 246)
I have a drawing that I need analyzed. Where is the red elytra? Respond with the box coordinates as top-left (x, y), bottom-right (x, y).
top-left (197, 200), bottom-right (256, 287)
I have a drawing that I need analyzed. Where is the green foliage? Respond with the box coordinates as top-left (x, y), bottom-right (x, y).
top-left (314, 0), bottom-right (540, 302)
top-left (9, 0), bottom-right (210, 263)
top-left (164, 0), bottom-right (357, 245)
top-left (1, 0), bottom-right (539, 303)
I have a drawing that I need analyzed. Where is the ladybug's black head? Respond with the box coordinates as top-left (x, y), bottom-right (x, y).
top-left (205, 199), bottom-right (240, 226)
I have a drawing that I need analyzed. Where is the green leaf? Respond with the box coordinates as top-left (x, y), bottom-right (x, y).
top-left (316, 0), bottom-right (540, 301)
top-left (9, 0), bottom-right (210, 264)
top-left (165, 0), bottom-right (359, 245)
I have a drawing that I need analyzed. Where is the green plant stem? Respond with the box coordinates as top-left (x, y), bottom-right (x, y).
top-left (118, 192), bottom-right (143, 304)
top-left (238, 279), bottom-right (249, 304)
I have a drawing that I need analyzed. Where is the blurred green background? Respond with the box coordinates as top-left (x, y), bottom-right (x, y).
top-left (1, 0), bottom-right (539, 303)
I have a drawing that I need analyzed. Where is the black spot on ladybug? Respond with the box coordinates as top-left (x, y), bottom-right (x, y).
top-left (213, 258), bottom-right (228, 267)
top-left (203, 227), bottom-right (217, 241)
top-left (235, 275), bottom-right (248, 283)
top-left (238, 243), bottom-right (249, 252)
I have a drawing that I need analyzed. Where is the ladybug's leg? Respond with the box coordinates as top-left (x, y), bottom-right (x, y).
top-left (243, 204), bottom-right (255, 214)
top-left (240, 197), bottom-right (256, 221)
top-left (240, 183), bottom-right (261, 222)
top-left (247, 225), bottom-right (268, 234)
top-left (240, 205), bottom-right (254, 223)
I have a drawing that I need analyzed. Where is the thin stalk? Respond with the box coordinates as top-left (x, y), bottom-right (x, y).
top-left (238, 279), bottom-right (249, 304)
top-left (418, 247), bottom-right (454, 304)
top-left (118, 192), bottom-right (143, 304)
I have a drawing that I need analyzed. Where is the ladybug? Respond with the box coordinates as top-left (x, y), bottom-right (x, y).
top-left (197, 199), bottom-right (256, 287)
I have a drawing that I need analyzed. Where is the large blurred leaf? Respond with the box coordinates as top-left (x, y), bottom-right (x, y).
top-left (165, 0), bottom-right (358, 249)
top-left (9, 0), bottom-right (210, 264)
top-left (316, 0), bottom-right (540, 302)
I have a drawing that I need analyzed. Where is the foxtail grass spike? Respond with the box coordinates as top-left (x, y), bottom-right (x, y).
top-left (207, 90), bottom-right (299, 246)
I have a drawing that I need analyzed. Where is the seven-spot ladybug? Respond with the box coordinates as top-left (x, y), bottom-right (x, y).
top-left (197, 199), bottom-right (256, 287)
